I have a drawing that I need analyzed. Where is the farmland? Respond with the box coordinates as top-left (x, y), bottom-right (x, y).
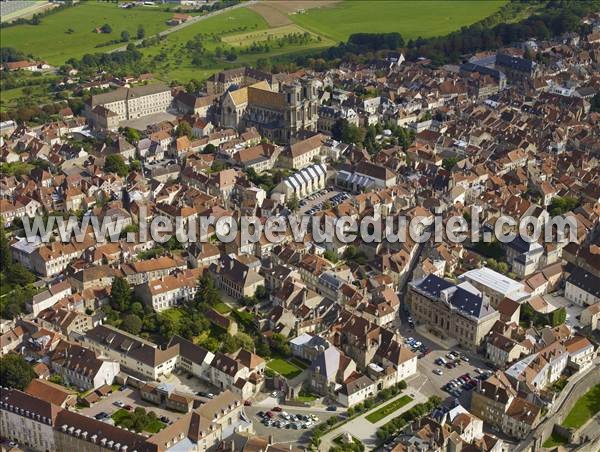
top-left (0, 2), bottom-right (177, 64)
top-left (0, 0), bottom-right (509, 84)
top-left (290, 0), bottom-right (507, 43)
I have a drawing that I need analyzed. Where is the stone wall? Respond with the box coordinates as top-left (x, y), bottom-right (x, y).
top-left (517, 365), bottom-right (600, 451)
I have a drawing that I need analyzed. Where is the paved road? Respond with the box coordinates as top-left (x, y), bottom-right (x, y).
top-left (109, 1), bottom-right (257, 53)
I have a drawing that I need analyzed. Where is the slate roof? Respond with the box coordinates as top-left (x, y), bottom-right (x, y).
top-left (567, 267), bottom-right (600, 297)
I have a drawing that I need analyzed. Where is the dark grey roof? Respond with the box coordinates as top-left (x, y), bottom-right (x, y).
top-left (413, 274), bottom-right (495, 319)
top-left (567, 268), bottom-right (600, 297)
top-left (413, 274), bottom-right (454, 298)
top-left (496, 53), bottom-right (536, 73)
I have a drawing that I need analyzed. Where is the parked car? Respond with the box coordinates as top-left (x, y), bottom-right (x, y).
top-left (244, 400), bottom-right (252, 406)
top-left (113, 401), bottom-right (125, 408)
top-left (160, 416), bottom-right (170, 423)
top-left (94, 412), bottom-right (109, 420)
top-left (326, 405), bottom-right (337, 411)
top-left (272, 406), bottom-right (282, 412)
top-left (197, 391), bottom-right (214, 399)
top-left (124, 404), bottom-right (133, 411)
top-left (433, 368), bottom-right (444, 376)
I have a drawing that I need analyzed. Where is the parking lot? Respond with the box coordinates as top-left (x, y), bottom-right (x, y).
top-left (395, 321), bottom-right (495, 406)
top-left (245, 404), bottom-right (338, 445)
top-left (299, 189), bottom-right (348, 214)
top-left (78, 387), bottom-right (184, 425)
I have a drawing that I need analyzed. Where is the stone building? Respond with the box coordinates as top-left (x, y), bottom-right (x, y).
top-left (220, 78), bottom-right (319, 144)
top-left (85, 83), bottom-right (172, 126)
top-left (407, 274), bottom-right (500, 350)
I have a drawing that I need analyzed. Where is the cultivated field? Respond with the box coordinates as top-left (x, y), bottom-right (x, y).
top-left (248, 1), bottom-right (340, 27)
top-left (0, 2), bottom-right (177, 64)
top-left (1, 0), bottom-right (509, 84)
top-left (291, 0), bottom-right (507, 43)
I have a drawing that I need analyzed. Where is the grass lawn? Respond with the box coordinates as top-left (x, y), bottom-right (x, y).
top-left (366, 395), bottom-right (413, 424)
top-left (295, 390), bottom-right (318, 402)
top-left (112, 409), bottom-right (165, 434)
top-left (267, 358), bottom-right (303, 379)
top-left (0, 2), bottom-right (175, 64)
top-left (291, 0), bottom-right (506, 43)
top-left (561, 384), bottom-right (600, 429)
top-left (542, 431), bottom-right (568, 448)
top-left (213, 302), bottom-right (232, 314)
top-left (160, 307), bottom-right (185, 327)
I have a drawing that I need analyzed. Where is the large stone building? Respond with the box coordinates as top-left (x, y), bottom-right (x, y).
top-left (206, 66), bottom-right (277, 95)
top-left (85, 83), bottom-right (172, 127)
top-left (407, 274), bottom-right (500, 350)
top-left (220, 78), bottom-right (319, 144)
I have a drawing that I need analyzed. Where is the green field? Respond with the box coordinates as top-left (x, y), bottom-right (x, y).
top-left (291, 0), bottom-right (506, 43)
top-left (139, 7), bottom-right (332, 83)
top-left (267, 358), bottom-right (303, 379)
top-left (561, 384), bottom-right (600, 430)
top-left (0, 2), bottom-right (176, 64)
top-left (366, 395), bottom-right (413, 423)
top-left (1, 0), bottom-right (511, 86)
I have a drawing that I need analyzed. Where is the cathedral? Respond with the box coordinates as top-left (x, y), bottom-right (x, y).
top-left (220, 78), bottom-right (319, 145)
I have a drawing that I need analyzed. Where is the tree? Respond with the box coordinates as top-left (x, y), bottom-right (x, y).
top-left (323, 250), bottom-right (339, 263)
top-left (549, 196), bottom-right (579, 216)
top-left (123, 127), bottom-right (140, 143)
top-left (122, 314), bottom-right (142, 335)
top-left (195, 273), bottom-right (221, 308)
top-left (101, 23), bottom-right (112, 34)
top-left (0, 218), bottom-right (11, 269)
top-left (442, 157), bottom-right (460, 171)
top-left (255, 285), bottom-right (267, 300)
top-left (104, 154), bottom-right (128, 177)
top-left (202, 143), bottom-right (216, 154)
top-left (0, 354), bottom-right (35, 390)
top-left (286, 193), bottom-right (299, 211)
top-left (271, 333), bottom-right (291, 357)
top-left (177, 120), bottom-right (193, 138)
top-left (591, 93), bottom-right (600, 114)
top-left (110, 277), bottom-right (131, 312)
top-left (121, 30), bottom-right (130, 42)
top-left (137, 26), bottom-right (145, 40)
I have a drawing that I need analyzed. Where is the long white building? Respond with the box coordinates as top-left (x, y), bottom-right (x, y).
top-left (272, 163), bottom-right (327, 200)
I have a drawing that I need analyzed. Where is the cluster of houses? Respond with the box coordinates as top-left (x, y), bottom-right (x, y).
top-left (1, 13), bottom-right (600, 452)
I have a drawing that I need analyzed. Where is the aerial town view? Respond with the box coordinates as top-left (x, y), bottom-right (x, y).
top-left (0, 0), bottom-right (599, 451)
